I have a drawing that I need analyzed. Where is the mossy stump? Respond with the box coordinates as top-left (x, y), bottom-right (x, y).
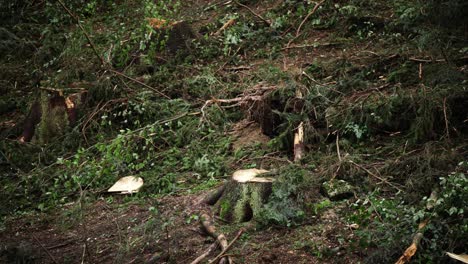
top-left (214, 169), bottom-right (273, 223)
top-left (20, 90), bottom-right (86, 143)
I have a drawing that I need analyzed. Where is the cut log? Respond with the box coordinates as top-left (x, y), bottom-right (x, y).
top-left (214, 169), bottom-right (274, 223)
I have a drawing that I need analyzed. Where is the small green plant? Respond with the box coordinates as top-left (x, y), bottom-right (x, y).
top-left (349, 162), bottom-right (467, 262)
top-left (344, 122), bottom-right (367, 140)
top-left (311, 199), bottom-right (332, 216)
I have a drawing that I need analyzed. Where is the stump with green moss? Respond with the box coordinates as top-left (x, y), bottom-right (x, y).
top-left (213, 169), bottom-right (274, 223)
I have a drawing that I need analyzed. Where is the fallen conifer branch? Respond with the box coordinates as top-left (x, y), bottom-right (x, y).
top-left (348, 160), bottom-right (403, 192)
top-left (286, 0), bottom-right (325, 48)
top-left (235, 1), bottom-right (270, 26)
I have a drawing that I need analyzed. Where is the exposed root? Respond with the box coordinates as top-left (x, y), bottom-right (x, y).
top-left (199, 213), bottom-right (232, 264)
top-left (190, 242), bottom-right (218, 264)
top-left (200, 83), bottom-right (276, 124)
top-left (209, 228), bottom-right (245, 264)
top-left (202, 184), bottom-right (226, 205)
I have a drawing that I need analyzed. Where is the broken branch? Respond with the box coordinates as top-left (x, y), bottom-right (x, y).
top-left (209, 228), bottom-right (245, 264)
top-left (190, 242), bottom-right (219, 264)
top-left (200, 213), bottom-right (232, 264)
top-left (235, 1), bottom-right (270, 26)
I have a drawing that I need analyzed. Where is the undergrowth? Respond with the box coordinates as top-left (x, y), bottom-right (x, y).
top-left (0, 0), bottom-right (466, 262)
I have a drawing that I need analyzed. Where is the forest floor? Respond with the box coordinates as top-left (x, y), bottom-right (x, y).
top-left (0, 190), bottom-right (360, 263)
top-left (1, 0), bottom-right (466, 263)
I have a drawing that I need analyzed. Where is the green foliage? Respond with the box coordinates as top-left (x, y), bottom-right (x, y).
top-left (350, 162), bottom-right (467, 263)
top-left (258, 165), bottom-right (306, 227)
top-left (1, 1), bottom-right (466, 261)
top-left (310, 199), bottom-right (332, 216)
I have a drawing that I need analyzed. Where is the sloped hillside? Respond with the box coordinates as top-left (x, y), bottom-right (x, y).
top-left (0, 1), bottom-right (466, 263)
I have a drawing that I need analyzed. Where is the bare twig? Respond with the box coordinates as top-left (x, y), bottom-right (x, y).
top-left (286, 0), bottom-right (325, 48)
top-left (281, 42), bottom-right (340, 50)
top-left (443, 97), bottom-right (450, 141)
top-left (349, 160), bottom-right (403, 192)
top-left (235, 1), bottom-right (270, 26)
top-left (296, 0), bottom-right (325, 36)
top-left (214, 18), bottom-right (236, 36)
top-left (336, 133), bottom-right (342, 162)
top-left (409, 57), bottom-right (446, 63)
top-left (109, 69), bottom-right (170, 99)
top-left (56, 0), bottom-right (105, 66)
top-left (209, 228), bottom-right (245, 264)
top-left (32, 234), bottom-right (59, 264)
top-left (190, 243), bottom-right (219, 264)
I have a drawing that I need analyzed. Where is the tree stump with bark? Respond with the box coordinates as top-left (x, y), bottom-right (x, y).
top-left (209, 169), bottom-right (274, 223)
top-left (19, 89), bottom-right (86, 143)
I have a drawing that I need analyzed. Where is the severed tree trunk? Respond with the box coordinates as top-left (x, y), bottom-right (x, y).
top-left (294, 121), bottom-right (304, 162)
top-left (212, 169), bottom-right (274, 223)
top-left (19, 90), bottom-right (86, 143)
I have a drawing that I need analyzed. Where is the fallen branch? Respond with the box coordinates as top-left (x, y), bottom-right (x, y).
top-left (443, 97), bottom-right (450, 141)
top-left (109, 69), bottom-right (170, 99)
top-left (281, 42), bottom-right (340, 50)
top-left (200, 213), bottom-right (232, 264)
top-left (200, 84), bottom-right (276, 123)
top-left (214, 18), bottom-right (236, 36)
top-left (209, 228), bottom-right (245, 264)
top-left (286, 0), bottom-right (325, 48)
top-left (348, 160), bottom-right (403, 192)
top-left (32, 234), bottom-right (59, 264)
top-left (190, 242), bottom-right (219, 264)
top-left (409, 57), bottom-right (446, 63)
top-left (56, 0), bottom-right (105, 66)
top-left (296, 0), bottom-right (325, 36)
top-left (395, 233), bottom-right (424, 264)
top-left (235, 1), bottom-right (270, 26)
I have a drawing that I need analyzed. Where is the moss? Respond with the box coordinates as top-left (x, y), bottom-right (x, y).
top-left (321, 180), bottom-right (354, 200)
top-left (219, 200), bottom-right (231, 220)
top-left (233, 185), bottom-right (249, 222)
top-left (35, 92), bottom-right (69, 144)
top-left (216, 180), bottom-right (273, 223)
top-left (250, 184), bottom-right (265, 219)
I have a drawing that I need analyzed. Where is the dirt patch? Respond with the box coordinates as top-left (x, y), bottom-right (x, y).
top-left (0, 191), bottom-right (361, 264)
top-left (231, 120), bottom-right (270, 152)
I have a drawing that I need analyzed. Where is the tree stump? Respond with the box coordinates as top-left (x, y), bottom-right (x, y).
top-left (19, 90), bottom-right (86, 143)
top-left (213, 169), bottom-right (274, 223)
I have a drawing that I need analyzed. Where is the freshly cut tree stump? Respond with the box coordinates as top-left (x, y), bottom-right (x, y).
top-left (214, 169), bottom-right (274, 223)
